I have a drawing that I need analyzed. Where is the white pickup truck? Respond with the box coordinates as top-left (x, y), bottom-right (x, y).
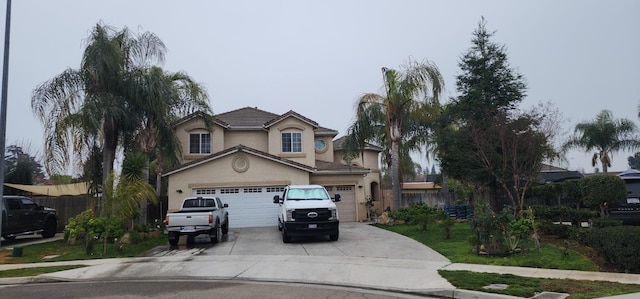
top-left (273, 185), bottom-right (340, 243)
top-left (164, 196), bottom-right (229, 245)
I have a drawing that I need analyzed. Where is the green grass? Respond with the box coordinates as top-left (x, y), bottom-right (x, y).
top-left (439, 270), bottom-right (640, 299)
top-left (0, 265), bottom-right (87, 278)
top-left (375, 222), bottom-right (640, 298)
top-left (375, 222), bottom-right (596, 271)
top-left (2, 235), bottom-right (167, 264)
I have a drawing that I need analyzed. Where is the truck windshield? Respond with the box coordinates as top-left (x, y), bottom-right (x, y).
top-left (183, 198), bottom-right (215, 208)
top-left (287, 188), bottom-right (329, 200)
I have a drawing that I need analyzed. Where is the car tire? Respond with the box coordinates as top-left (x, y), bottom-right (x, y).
top-left (41, 219), bottom-right (57, 238)
top-left (329, 229), bottom-right (339, 241)
top-left (168, 232), bottom-right (179, 246)
top-left (221, 218), bottom-right (229, 235)
top-left (210, 224), bottom-right (222, 244)
top-left (282, 228), bottom-right (291, 243)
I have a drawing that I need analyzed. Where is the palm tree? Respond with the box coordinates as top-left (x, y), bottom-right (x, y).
top-left (126, 66), bottom-right (212, 223)
top-left (344, 59), bottom-right (443, 209)
top-left (31, 23), bottom-right (166, 214)
top-left (563, 110), bottom-right (640, 173)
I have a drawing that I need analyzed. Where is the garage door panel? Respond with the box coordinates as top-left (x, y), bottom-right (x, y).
top-left (326, 185), bottom-right (356, 222)
top-left (194, 187), bottom-right (283, 228)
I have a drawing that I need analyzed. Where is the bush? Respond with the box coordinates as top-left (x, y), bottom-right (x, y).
top-left (531, 205), bottom-right (596, 224)
top-left (539, 222), bottom-right (571, 239)
top-left (591, 218), bottom-right (624, 228)
top-left (580, 226), bottom-right (640, 273)
top-left (64, 209), bottom-right (126, 246)
top-left (388, 203), bottom-right (439, 229)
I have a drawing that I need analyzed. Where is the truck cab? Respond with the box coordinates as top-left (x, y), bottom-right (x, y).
top-left (273, 185), bottom-right (340, 243)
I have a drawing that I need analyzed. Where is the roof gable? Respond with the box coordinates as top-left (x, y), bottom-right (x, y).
top-left (264, 110), bottom-right (318, 129)
top-left (215, 106), bottom-right (280, 128)
top-left (163, 144), bottom-right (315, 176)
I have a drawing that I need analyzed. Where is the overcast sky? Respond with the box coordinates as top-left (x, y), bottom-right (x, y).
top-left (1, 0), bottom-right (639, 175)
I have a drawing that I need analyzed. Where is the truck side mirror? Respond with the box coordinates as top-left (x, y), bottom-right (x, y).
top-left (333, 194), bottom-right (341, 202)
top-left (273, 195), bottom-right (282, 204)
top-left (223, 203), bottom-right (229, 208)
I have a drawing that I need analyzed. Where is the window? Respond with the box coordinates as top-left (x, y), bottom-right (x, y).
top-left (189, 133), bottom-right (211, 154)
top-left (314, 139), bottom-right (327, 151)
top-left (281, 132), bottom-right (302, 152)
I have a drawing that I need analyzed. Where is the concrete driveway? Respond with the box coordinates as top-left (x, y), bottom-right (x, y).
top-left (199, 222), bottom-right (451, 262)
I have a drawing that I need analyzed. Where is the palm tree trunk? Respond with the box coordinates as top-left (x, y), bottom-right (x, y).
top-left (390, 139), bottom-right (401, 209)
top-left (101, 121), bottom-right (118, 217)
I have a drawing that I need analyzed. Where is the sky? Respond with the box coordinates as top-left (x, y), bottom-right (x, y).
top-left (0, 0), bottom-right (639, 175)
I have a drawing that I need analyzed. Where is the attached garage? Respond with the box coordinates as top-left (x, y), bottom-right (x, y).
top-left (325, 185), bottom-right (356, 222)
top-left (194, 186), bottom-right (285, 228)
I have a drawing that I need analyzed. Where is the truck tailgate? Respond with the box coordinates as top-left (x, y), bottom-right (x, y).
top-left (166, 212), bottom-right (211, 227)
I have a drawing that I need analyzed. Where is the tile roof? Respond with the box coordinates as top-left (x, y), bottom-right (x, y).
top-left (332, 136), bottom-right (384, 152)
top-left (163, 144), bottom-right (315, 176)
top-left (214, 106), bottom-right (280, 127)
top-left (264, 110), bottom-right (318, 128)
top-left (315, 160), bottom-right (370, 174)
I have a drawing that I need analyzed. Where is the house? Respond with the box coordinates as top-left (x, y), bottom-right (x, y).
top-left (163, 107), bottom-right (382, 228)
top-left (539, 164), bottom-right (583, 183)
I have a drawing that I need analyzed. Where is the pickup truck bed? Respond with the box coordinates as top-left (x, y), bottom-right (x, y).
top-left (165, 197), bottom-right (229, 245)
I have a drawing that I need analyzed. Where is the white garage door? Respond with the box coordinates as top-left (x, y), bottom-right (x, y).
top-left (194, 186), bottom-right (284, 228)
top-left (325, 185), bottom-right (356, 222)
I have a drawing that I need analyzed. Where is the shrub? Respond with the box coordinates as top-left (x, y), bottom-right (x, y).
top-left (64, 209), bottom-right (126, 245)
top-left (531, 205), bottom-right (596, 224)
top-left (388, 203), bottom-right (439, 229)
top-left (539, 222), bottom-right (571, 239)
top-left (580, 226), bottom-right (640, 273)
top-left (591, 218), bottom-right (624, 229)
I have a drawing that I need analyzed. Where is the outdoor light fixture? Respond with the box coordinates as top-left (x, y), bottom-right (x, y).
top-left (176, 189), bottom-right (183, 193)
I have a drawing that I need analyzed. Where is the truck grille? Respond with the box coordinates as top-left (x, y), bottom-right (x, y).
top-left (292, 209), bottom-right (331, 221)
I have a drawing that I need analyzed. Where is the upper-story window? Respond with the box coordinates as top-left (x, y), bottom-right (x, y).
top-left (189, 133), bottom-right (211, 154)
top-left (281, 132), bottom-right (302, 153)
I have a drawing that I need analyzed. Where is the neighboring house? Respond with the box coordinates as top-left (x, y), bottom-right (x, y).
top-left (163, 107), bottom-right (382, 228)
top-left (539, 164), bottom-right (583, 183)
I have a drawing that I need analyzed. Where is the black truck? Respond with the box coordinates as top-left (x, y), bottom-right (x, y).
top-left (1, 195), bottom-right (58, 240)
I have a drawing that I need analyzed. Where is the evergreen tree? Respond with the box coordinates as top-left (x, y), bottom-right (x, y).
top-left (436, 18), bottom-right (555, 215)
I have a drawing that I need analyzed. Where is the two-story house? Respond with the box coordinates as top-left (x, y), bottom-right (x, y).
top-left (163, 107), bottom-right (382, 228)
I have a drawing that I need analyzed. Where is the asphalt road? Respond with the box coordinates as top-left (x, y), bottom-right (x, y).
top-left (0, 279), bottom-right (441, 298)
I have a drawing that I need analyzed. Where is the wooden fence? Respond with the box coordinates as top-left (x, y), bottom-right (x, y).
top-left (33, 195), bottom-right (92, 233)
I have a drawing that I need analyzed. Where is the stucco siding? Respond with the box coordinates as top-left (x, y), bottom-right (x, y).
top-left (167, 153), bottom-right (310, 211)
top-left (175, 118), bottom-right (225, 163)
top-left (267, 117), bottom-right (316, 167)
top-left (224, 130), bottom-right (268, 152)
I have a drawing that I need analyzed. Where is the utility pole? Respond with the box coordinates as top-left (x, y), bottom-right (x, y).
top-left (0, 0), bottom-right (13, 248)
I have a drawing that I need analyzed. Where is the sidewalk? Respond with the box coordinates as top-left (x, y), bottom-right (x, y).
top-left (1, 254), bottom-right (639, 299)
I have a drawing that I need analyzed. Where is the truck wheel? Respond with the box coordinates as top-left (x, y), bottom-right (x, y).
top-left (277, 220), bottom-right (283, 231)
top-left (329, 229), bottom-right (339, 241)
top-left (282, 228), bottom-right (291, 243)
top-left (210, 224), bottom-right (222, 244)
top-left (187, 235), bottom-right (195, 245)
top-left (41, 219), bottom-right (57, 238)
top-left (168, 232), bottom-right (179, 246)
top-left (221, 219), bottom-right (229, 235)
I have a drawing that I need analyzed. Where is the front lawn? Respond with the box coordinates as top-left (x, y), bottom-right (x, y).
top-left (0, 235), bottom-right (167, 264)
top-left (375, 222), bottom-right (597, 271)
top-left (374, 222), bottom-right (640, 298)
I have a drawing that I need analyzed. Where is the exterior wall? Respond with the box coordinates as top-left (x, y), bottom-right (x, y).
top-left (310, 173), bottom-right (368, 221)
top-left (314, 135), bottom-right (334, 163)
top-left (174, 118), bottom-right (225, 163)
top-left (224, 130), bottom-right (268, 152)
top-left (267, 117), bottom-right (316, 167)
top-left (167, 153), bottom-right (311, 211)
top-left (334, 148), bottom-right (380, 170)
